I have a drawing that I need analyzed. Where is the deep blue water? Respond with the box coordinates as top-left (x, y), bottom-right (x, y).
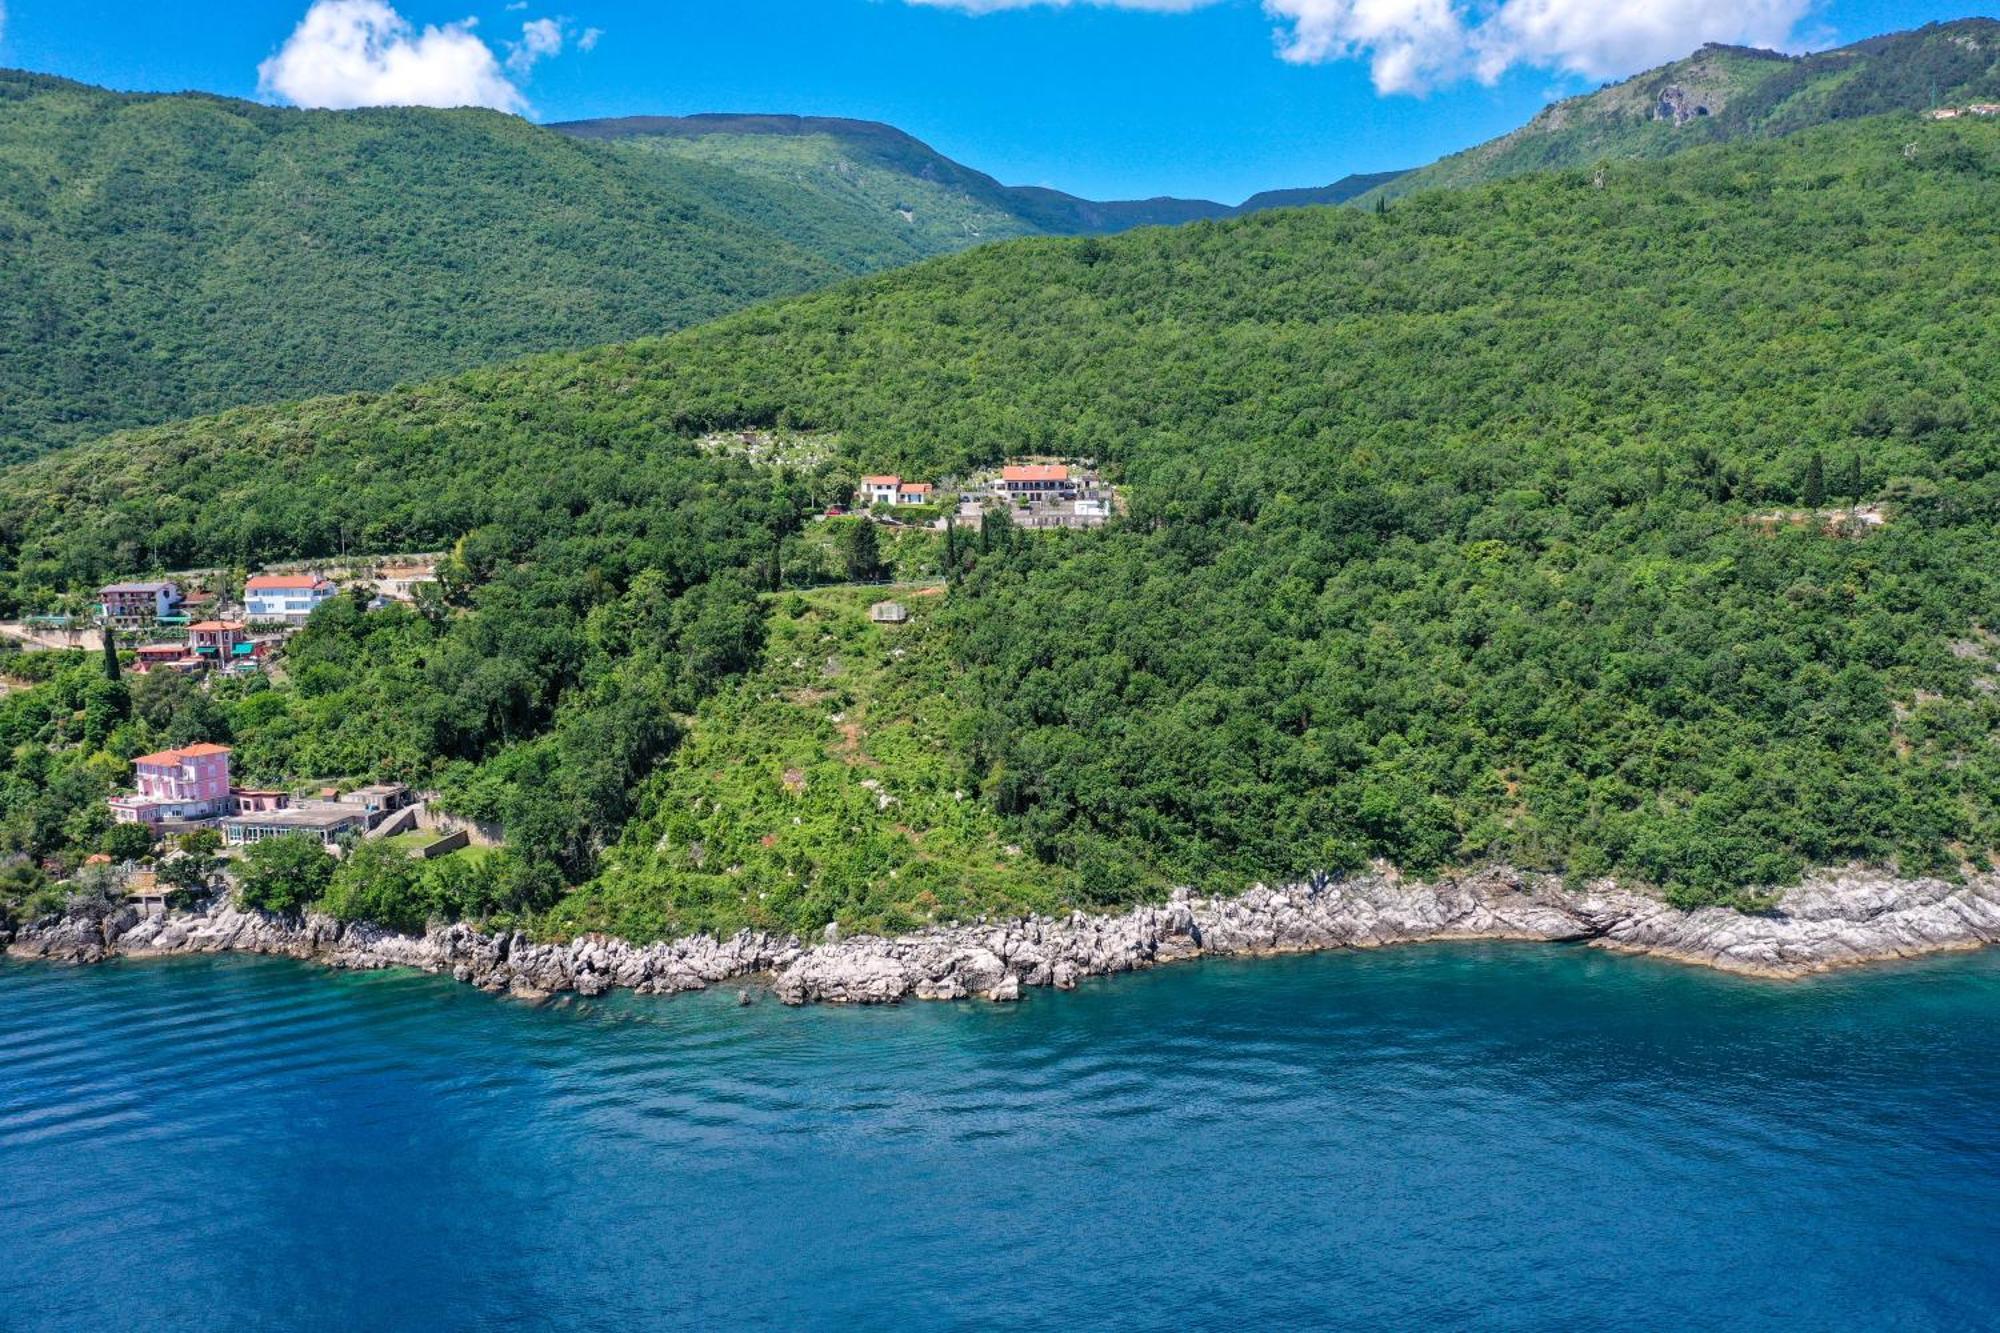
top-left (2, 943), bottom-right (1998, 1331)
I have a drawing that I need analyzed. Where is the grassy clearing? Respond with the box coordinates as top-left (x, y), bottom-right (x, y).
top-left (543, 585), bottom-right (1085, 941)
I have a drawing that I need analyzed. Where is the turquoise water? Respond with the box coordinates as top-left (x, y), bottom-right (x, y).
top-left (2, 944), bottom-right (1998, 1331)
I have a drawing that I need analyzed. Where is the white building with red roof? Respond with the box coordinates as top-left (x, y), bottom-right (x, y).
top-left (858, 475), bottom-right (936, 507)
top-left (1000, 464), bottom-right (1071, 502)
top-left (244, 573), bottom-right (336, 624)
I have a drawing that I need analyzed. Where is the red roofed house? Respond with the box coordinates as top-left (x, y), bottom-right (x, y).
top-left (1001, 464), bottom-right (1071, 503)
top-left (132, 643), bottom-right (196, 675)
top-left (188, 621), bottom-right (249, 659)
top-left (859, 475), bottom-right (936, 508)
top-left (245, 573), bottom-right (336, 625)
top-left (110, 743), bottom-right (233, 826)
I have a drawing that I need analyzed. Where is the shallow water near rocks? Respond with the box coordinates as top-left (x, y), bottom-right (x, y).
top-left (2, 942), bottom-right (1997, 1330)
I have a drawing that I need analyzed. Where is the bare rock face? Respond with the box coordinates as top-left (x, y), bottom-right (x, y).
top-left (1654, 84), bottom-right (1712, 127)
top-left (9, 868), bottom-right (1999, 1006)
top-left (763, 869), bottom-right (2000, 1004)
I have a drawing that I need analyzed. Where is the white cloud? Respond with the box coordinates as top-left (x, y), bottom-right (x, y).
top-left (578, 26), bottom-right (603, 52)
top-left (900, 0), bottom-right (1211, 14)
top-left (1266, 0), bottom-right (1817, 93)
top-left (506, 16), bottom-right (565, 73)
top-left (260, 1), bottom-right (529, 111)
top-left (903, 0), bottom-right (1814, 94)
top-left (0, 1), bottom-right (8, 46)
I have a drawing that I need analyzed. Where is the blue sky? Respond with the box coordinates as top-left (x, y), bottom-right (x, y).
top-left (0, 0), bottom-right (1981, 201)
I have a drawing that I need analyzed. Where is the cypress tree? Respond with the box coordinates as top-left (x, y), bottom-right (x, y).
top-left (1803, 452), bottom-right (1826, 508)
top-left (844, 518), bottom-right (883, 583)
top-left (1842, 453), bottom-right (1864, 502)
top-left (101, 624), bottom-right (120, 682)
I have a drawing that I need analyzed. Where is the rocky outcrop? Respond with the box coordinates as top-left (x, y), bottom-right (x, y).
top-left (3, 898), bottom-right (801, 999)
top-left (7, 867), bottom-right (1999, 1005)
top-left (1654, 84), bottom-right (1713, 127)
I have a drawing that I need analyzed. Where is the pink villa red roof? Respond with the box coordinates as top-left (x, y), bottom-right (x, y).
top-left (1002, 464), bottom-right (1069, 483)
top-left (131, 742), bottom-right (231, 766)
top-left (188, 620), bottom-right (246, 633)
top-left (245, 574), bottom-right (328, 590)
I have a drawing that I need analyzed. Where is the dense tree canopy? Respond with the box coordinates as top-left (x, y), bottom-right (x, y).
top-left (2, 112), bottom-right (1998, 929)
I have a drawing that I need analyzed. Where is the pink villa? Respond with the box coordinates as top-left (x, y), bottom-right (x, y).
top-left (188, 620), bottom-right (249, 660)
top-left (109, 743), bottom-right (233, 826)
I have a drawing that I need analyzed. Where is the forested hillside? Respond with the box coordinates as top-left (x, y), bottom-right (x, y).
top-left (0, 71), bottom-right (1392, 464)
top-left (0, 70), bottom-right (860, 461)
top-left (3, 112), bottom-right (1997, 937)
top-left (1362, 18), bottom-right (2000, 203)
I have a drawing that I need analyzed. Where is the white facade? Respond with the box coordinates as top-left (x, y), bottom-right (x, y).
top-left (244, 577), bottom-right (336, 624)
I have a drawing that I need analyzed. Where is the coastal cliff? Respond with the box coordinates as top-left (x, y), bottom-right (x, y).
top-left (7, 867), bottom-right (1999, 1003)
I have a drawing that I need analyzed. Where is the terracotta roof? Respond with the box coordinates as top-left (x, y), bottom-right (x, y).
top-left (899, 482), bottom-right (933, 494)
top-left (1002, 464), bottom-right (1069, 483)
top-left (861, 474), bottom-right (901, 486)
top-left (131, 742), bottom-right (232, 766)
top-left (188, 620), bottom-right (246, 633)
top-left (246, 574), bottom-right (329, 591)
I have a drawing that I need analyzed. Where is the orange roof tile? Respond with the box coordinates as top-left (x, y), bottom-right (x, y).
top-left (246, 574), bottom-right (329, 590)
top-left (131, 742), bottom-right (232, 766)
top-left (1002, 464), bottom-right (1069, 483)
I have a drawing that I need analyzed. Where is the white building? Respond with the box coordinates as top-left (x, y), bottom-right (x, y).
top-left (859, 475), bottom-right (935, 507)
top-left (244, 574), bottom-right (336, 624)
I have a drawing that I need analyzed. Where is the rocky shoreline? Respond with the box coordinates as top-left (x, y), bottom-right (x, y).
top-left (5, 867), bottom-right (1999, 1004)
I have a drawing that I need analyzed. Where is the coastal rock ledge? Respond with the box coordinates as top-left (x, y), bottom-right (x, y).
top-left (5, 868), bottom-right (1999, 1004)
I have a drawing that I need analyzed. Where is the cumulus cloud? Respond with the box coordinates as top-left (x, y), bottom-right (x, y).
top-left (506, 15), bottom-right (565, 72)
top-left (1267, 0), bottom-right (1815, 92)
top-left (259, 1), bottom-right (528, 111)
top-left (904, 0), bottom-right (1814, 94)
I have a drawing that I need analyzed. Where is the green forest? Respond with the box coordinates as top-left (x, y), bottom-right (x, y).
top-left (0, 72), bottom-right (1002, 462)
top-left (4, 110), bottom-right (1999, 938)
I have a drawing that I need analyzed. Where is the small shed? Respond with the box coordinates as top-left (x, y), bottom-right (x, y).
top-left (869, 601), bottom-right (909, 625)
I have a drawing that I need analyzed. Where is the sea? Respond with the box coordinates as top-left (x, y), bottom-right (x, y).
top-left (2, 942), bottom-right (1997, 1330)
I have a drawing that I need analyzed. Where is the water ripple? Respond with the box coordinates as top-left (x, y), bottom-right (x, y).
top-left (1, 945), bottom-right (1997, 1331)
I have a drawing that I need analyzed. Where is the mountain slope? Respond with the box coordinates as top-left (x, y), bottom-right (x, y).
top-left (1364, 17), bottom-right (2000, 203)
top-left (0, 72), bottom-right (1401, 464)
top-left (2, 113), bottom-right (1997, 929)
top-left (554, 113), bottom-right (1405, 238)
top-left (0, 70), bottom-right (874, 462)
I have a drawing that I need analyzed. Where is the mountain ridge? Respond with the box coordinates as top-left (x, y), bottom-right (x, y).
top-left (1361, 17), bottom-right (2000, 203)
top-left (551, 112), bottom-right (1403, 223)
